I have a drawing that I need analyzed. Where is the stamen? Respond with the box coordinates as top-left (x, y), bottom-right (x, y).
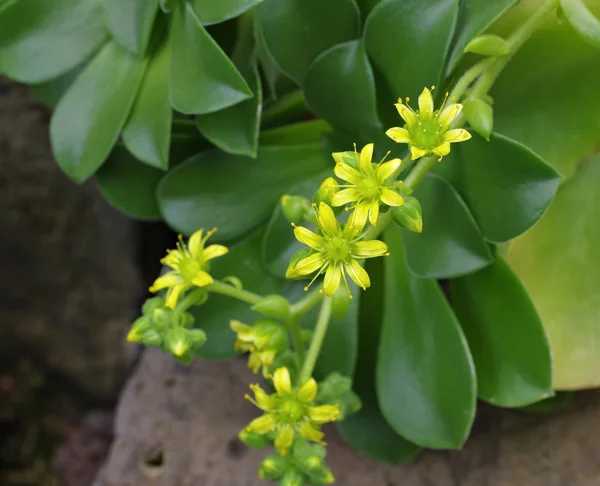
top-left (339, 266), bottom-right (353, 299)
top-left (377, 151), bottom-right (391, 166)
top-left (304, 263), bottom-right (328, 291)
top-left (431, 85), bottom-right (435, 90)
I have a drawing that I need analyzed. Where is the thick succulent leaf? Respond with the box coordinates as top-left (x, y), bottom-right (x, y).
top-left (436, 133), bottom-right (561, 243)
top-left (505, 154), bottom-right (600, 390)
top-left (451, 257), bottom-right (553, 407)
top-left (377, 227), bottom-right (476, 449)
top-left (403, 173), bottom-right (493, 279)
top-left (364, 0), bottom-right (458, 98)
top-left (304, 40), bottom-right (381, 137)
top-left (0, 0), bottom-right (106, 83)
top-left (50, 40), bottom-right (148, 182)
top-left (104, 0), bottom-right (159, 55)
top-left (259, 0), bottom-right (360, 83)
top-left (157, 144), bottom-right (330, 240)
top-left (188, 0), bottom-right (263, 26)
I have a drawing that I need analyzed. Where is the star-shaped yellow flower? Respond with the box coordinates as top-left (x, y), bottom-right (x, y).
top-left (149, 228), bottom-right (228, 309)
top-left (286, 203), bottom-right (388, 298)
top-left (386, 86), bottom-right (471, 160)
top-left (331, 143), bottom-right (405, 229)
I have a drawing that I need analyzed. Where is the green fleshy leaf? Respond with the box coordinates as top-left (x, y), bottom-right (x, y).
top-left (364, 0), bottom-right (458, 98)
top-left (188, 0), bottom-right (263, 26)
top-left (403, 173), bottom-right (493, 279)
top-left (336, 258), bottom-right (421, 463)
top-left (505, 154), bottom-right (600, 390)
top-left (259, 120), bottom-right (332, 146)
top-left (31, 63), bottom-right (87, 109)
top-left (451, 257), bottom-right (553, 407)
top-left (561, 0), bottom-right (600, 48)
top-left (377, 227), bottom-right (476, 449)
top-left (50, 40), bottom-right (148, 182)
top-left (355, 0), bottom-right (382, 17)
top-left (446, 0), bottom-right (517, 72)
top-left (491, 4), bottom-right (600, 179)
top-left (259, 0), bottom-right (360, 83)
top-left (122, 35), bottom-right (172, 170)
top-left (196, 13), bottom-right (261, 157)
top-left (191, 229), bottom-right (282, 358)
top-left (96, 146), bottom-right (163, 220)
top-left (104, 0), bottom-right (159, 55)
top-left (519, 392), bottom-right (574, 414)
top-left (435, 133), bottom-right (561, 243)
top-left (0, 0), bottom-right (106, 83)
top-left (157, 143), bottom-right (330, 240)
top-left (304, 40), bottom-right (381, 137)
top-left (169, 2), bottom-right (252, 114)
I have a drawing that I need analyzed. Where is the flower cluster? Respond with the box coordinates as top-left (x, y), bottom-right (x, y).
top-left (231, 319), bottom-right (289, 376)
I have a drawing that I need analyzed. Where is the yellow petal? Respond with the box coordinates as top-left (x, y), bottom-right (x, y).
top-left (164, 283), bottom-right (188, 309)
top-left (203, 244), bottom-right (228, 260)
top-left (187, 229), bottom-right (204, 257)
top-left (359, 143), bottom-right (374, 173)
top-left (297, 378), bottom-right (318, 402)
top-left (191, 270), bottom-right (213, 287)
top-left (297, 421), bottom-right (324, 442)
top-left (230, 320), bottom-right (252, 334)
top-left (289, 253), bottom-right (326, 276)
top-left (334, 162), bottom-right (362, 185)
top-left (385, 127), bottom-right (412, 144)
top-left (437, 103), bottom-right (462, 128)
top-left (342, 211), bottom-right (362, 240)
top-left (380, 188), bottom-right (405, 207)
top-left (418, 87), bottom-right (434, 117)
top-left (250, 384), bottom-right (278, 411)
top-left (162, 250), bottom-right (183, 270)
top-left (274, 424), bottom-right (295, 451)
top-left (443, 128), bottom-right (472, 143)
top-left (294, 226), bottom-right (325, 250)
top-left (395, 103), bottom-right (418, 126)
top-left (247, 413), bottom-right (278, 434)
top-left (316, 203), bottom-right (339, 235)
top-left (376, 158), bottom-right (401, 181)
top-left (352, 240), bottom-right (388, 258)
top-left (323, 265), bottom-right (342, 296)
top-left (273, 367), bottom-right (292, 395)
top-left (345, 260), bottom-right (370, 290)
top-left (149, 272), bottom-right (183, 292)
top-left (352, 202), bottom-right (370, 231)
top-left (410, 146), bottom-right (428, 160)
top-left (369, 199), bottom-right (379, 226)
top-left (308, 404), bottom-right (340, 424)
top-left (432, 142), bottom-right (451, 156)
top-left (330, 188), bottom-right (361, 207)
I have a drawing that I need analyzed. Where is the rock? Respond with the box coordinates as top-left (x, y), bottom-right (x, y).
top-left (0, 77), bottom-right (143, 399)
top-left (94, 348), bottom-right (600, 486)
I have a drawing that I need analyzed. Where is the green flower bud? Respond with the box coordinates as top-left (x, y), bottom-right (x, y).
top-left (331, 286), bottom-right (351, 319)
top-left (252, 319), bottom-right (289, 352)
top-left (127, 316), bottom-right (152, 343)
top-left (297, 454), bottom-right (324, 474)
top-left (151, 307), bottom-right (172, 330)
top-left (463, 98), bottom-right (493, 141)
top-left (251, 295), bottom-right (292, 319)
top-left (316, 372), bottom-right (362, 420)
top-left (188, 329), bottom-right (207, 348)
top-left (310, 465), bottom-right (335, 485)
top-left (313, 177), bottom-right (339, 207)
top-left (286, 248), bottom-right (312, 279)
top-left (464, 34), bottom-right (510, 56)
top-left (280, 469), bottom-right (306, 486)
top-left (141, 328), bottom-right (163, 347)
top-left (239, 429), bottom-right (271, 449)
top-left (179, 312), bottom-right (195, 329)
top-left (281, 195), bottom-right (311, 223)
top-left (165, 328), bottom-right (192, 357)
top-left (142, 296), bottom-right (165, 315)
top-left (391, 197), bottom-right (423, 233)
top-left (258, 453), bottom-right (287, 481)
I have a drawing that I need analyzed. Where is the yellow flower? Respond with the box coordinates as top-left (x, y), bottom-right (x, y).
top-left (149, 228), bottom-right (228, 309)
top-left (287, 202), bottom-right (388, 298)
top-left (386, 86), bottom-right (471, 160)
top-left (244, 367), bottom-right (340, 455)
top-left (331, 143), bottom-right (405, 229)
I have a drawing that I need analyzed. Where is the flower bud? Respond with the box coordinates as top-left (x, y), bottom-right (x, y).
top-left (463, 98), bottom-right (493, 141)
top-left (141, 328), bottom-right (163, 347)
top-left (252, 319), bottom-right (289, 352)
top-left (316, 372), bottom-right (362, 420)
top-left (238, 429), bottom-right (271, 449)
top-left (258, 453), bottom-right (287, 481)
top-left (312, 177), bottom-right (339, 207)
top-left (331, 150), bottom-right (356, 168)
top-left (310, 465), bottom-right (335, 485)
top-left (280, 469), bottom-right (306, 486)
top-left (188, 329), bottom-right (207, 348)
top-left (179, 312), bottom-right (195, 329)
top-left (331, 286), bottom-right (351, 319)
top-left (297, 454), bottom-right (324, 474)
top-left (165, 328), bottom-right (192, 357)
top-left (464, 34), bottom-right (510, 56)
top-left (286, 248), bottom-right (312, 279)
top-left (127, 316), bottom-right (151, 343)
top-left (251, 295), bottom-right (292, 319)
top-left (142, 296), bottom-right (165, 315)
top-left (391, 197), bottom-right (423, 233)
top-left (151, 307), bottom-right (172, 330)
top-left (281, 195), bottom-right (311, 223)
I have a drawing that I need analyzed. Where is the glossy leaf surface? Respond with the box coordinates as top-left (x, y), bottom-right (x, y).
top-left (189, 0), bottom-right (263, 25)
top-left (104, 0), bottom-right (158, 55)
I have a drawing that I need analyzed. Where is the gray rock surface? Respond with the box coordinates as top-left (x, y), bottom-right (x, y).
top-left (0, 78), bottom-right (142, 399)
top-left (95, 348), bottom-right (600, 486)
